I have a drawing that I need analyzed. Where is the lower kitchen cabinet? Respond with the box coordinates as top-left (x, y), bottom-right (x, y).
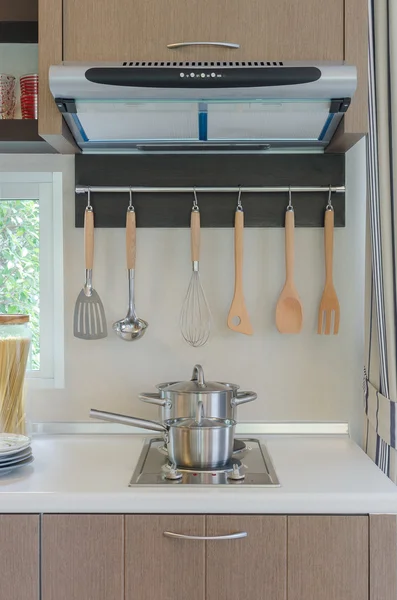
top-left (8, 512), bottom-right (393, 600)
top-left (125, 515), bottom-right (206, 600)
top-left (42, 515), bottom-right (124, 600)
top-left (288, 516), bottom-right (368, 600)
top-left (0, 514), bottom-right (39, 600)
top-left (206, 515), bottom-right (287, 600)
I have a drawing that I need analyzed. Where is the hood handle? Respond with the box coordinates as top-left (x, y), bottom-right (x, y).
top-left (167, 41), bottom-right (240, 50)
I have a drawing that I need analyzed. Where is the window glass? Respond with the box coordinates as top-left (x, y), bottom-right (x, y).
top-left (0, 199), bottom-right (40, 369)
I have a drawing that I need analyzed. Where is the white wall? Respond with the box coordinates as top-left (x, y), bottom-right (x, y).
top-left (0, 142), bottom-right (366, 441)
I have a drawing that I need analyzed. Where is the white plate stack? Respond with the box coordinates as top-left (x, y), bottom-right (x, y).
top-left (0, 434), bottom-right (34, 475)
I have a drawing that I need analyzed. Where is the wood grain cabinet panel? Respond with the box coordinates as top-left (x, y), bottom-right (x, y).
top-left (42, 515), bottom-right (124, 600)
top-left (125, 515), bottom-right (205, 600)
top-left (370, 515), bottom-right (397, 600)
top-left (63, 0), bottom-right (344, 62)
top-left (288, 516), bottom-right (368, 600)
top-left (0, 514), bottom-right (39, 600)
top-left (38, 0), bottom-right (77, 153)
top-left (206, 515), bottom-right (287, 600)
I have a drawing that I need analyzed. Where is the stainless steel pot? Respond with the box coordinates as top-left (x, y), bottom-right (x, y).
top-left (139, 364), bottom-right (257, 421)
top-left (90, 405), bottom-right (235, 469)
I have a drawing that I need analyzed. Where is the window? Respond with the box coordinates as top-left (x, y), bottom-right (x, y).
top-left (0, 173), bottom-right (64, 388)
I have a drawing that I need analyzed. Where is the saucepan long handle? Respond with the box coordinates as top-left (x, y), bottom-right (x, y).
top-left (89, 409), bottom-right (167, 433)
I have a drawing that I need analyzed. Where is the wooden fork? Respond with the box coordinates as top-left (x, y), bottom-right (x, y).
top-left (317, 207), bottom-right (340, 335)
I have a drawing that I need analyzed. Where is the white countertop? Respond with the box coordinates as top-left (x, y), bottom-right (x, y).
top-left (0, 433), bottom-right (396, 514)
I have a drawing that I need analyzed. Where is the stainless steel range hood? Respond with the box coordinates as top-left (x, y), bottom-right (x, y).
top-left (49, 61), bottom-right (357, 153)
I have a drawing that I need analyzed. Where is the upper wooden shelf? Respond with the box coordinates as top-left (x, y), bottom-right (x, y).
top-left (0, 0), bottom-right (38, 43)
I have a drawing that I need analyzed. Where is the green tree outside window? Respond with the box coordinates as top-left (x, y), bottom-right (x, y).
top-left (0, 200), bottom-right (40, 369)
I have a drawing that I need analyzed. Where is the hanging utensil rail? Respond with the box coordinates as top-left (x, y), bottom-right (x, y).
top-left (76, 185), bottom-right (345, 194)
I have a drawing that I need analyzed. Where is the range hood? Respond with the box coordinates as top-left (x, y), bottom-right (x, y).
top-left (49, 61), bottom-right (357, 153)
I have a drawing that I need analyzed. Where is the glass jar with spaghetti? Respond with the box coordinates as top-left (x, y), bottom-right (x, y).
top-left (0, 315), bottom-right (31, 434)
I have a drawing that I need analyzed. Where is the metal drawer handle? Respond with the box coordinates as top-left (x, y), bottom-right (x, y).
top-left (167, 42), bottom-right (240, 49)
top-left (164, 531), bottom-right (247, 540)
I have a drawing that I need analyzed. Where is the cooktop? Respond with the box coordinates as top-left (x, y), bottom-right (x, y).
top-left (129, 438), bottom-right (280, 486)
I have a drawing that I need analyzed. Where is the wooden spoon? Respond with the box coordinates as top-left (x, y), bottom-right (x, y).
top-left (275, 207), bottom-right (303, 334)
top-left (227, 207), bottom-right (253, 335)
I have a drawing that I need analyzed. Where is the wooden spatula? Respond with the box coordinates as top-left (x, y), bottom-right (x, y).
top-left (275, 207), bottom-right (303, 334)
top-left (227, 206), bottom-right (253, 335)
top-left (318, 207), bottom-right (340, 335)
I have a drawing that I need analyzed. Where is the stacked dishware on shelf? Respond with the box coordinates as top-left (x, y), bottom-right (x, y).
top-left (0, 434), bottom-right (34, 475)
top-left (0, 74), bottom-right (16, 119)
top-left (20, 74), bottom-right (38, 119)
top-left (0, 73), bottom-right (38, 120)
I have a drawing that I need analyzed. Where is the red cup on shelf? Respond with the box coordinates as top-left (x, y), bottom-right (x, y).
top-left (20, 74), bottom-right (38, 120)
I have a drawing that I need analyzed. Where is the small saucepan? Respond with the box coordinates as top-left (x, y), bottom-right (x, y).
top-left (90, 405), bottom-right (235, 470)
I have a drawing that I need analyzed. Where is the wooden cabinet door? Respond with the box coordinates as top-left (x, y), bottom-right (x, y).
top-left (42, 515), bottom-right (123, 600)
top-left (125, 515), bottom-right (205, 600)
top-left (206, 515), bottom-right (287, 600)
top-left (288, 516), bottom-right (368, 600)
top-left (0, 515), bottom-right (39, 600)
top-left (64, 0), bottom-right (344, 62)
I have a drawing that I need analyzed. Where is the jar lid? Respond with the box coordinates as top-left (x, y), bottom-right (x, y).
top-left (0, 314), bottom-right (29, 324)
top-left (161, 364), bottom-right (239, 394)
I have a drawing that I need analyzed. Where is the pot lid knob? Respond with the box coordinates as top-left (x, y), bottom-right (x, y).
top-left (191, 364), bottom-right (206, 388)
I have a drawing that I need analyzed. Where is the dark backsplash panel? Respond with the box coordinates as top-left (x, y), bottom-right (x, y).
top-left (75, 154), bottom-right (345, 228)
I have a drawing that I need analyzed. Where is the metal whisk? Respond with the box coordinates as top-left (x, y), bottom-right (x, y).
top-left (180, 190), bottom-right (211, 347)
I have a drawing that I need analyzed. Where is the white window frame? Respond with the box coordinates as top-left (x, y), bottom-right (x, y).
top-left (0, 172), bottom-right (64, 389)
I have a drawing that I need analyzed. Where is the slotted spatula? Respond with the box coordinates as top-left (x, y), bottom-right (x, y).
top-left (317, 205), bottom-right (340, 335)
top-left (73, 197), bottom-right (107, 340)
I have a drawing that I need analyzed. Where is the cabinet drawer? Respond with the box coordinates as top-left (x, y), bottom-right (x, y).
top-left (0, 515), bottom-right (39, 600)
top-left (288, 516), bottom-right (368, 600)
top-left (206, 515), bottom-right (287, 600)
top-left (42, 515), bottom-right (124, 600)
top-left (64, 0), bottom-right (344, 62)
top-left (125, 515), bottom-right (205, 600)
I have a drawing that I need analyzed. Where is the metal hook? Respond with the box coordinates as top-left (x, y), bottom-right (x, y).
top-left (86, 188), bottom-right (93, 212)
top-left (237, 186), bottom-right (243, 211)
top-left (326, 185), bottom-right (333, 210)
top-left (192, 187), bottom-right (199, 211)
top-left (128, 187), bottom-right (135, 212)
top-left (287, 186), bottom-right (293, 211)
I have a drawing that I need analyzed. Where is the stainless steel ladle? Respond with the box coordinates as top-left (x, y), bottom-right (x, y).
top-left (113, 194), bottom-right (148, 341)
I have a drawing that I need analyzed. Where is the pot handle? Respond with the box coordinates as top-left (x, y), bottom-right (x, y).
top-left (139, 393), bottom-right (169, 407)
top-left (231, 391), bottom-right (257, 407)
top-left (191, 364), bottom-right (206, 387)
top-left (90, 409), bottom-right (167, 433)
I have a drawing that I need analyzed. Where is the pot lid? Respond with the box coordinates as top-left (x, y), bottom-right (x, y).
top-left (161, 365), bottom-right (239, 394)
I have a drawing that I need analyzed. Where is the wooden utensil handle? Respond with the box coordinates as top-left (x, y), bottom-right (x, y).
top-left (191, 209), bottom-right (200, 262)
top-left (84, 207), bottom-right (94, 270)
top-left (285, 208), bottom-right (295, 281)
top-left (234, 209), bottom-right (244, 286)
top-left (126, 209), bottom-right (136, 269)
top-left (324, 208), bottom-right (334, 282)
